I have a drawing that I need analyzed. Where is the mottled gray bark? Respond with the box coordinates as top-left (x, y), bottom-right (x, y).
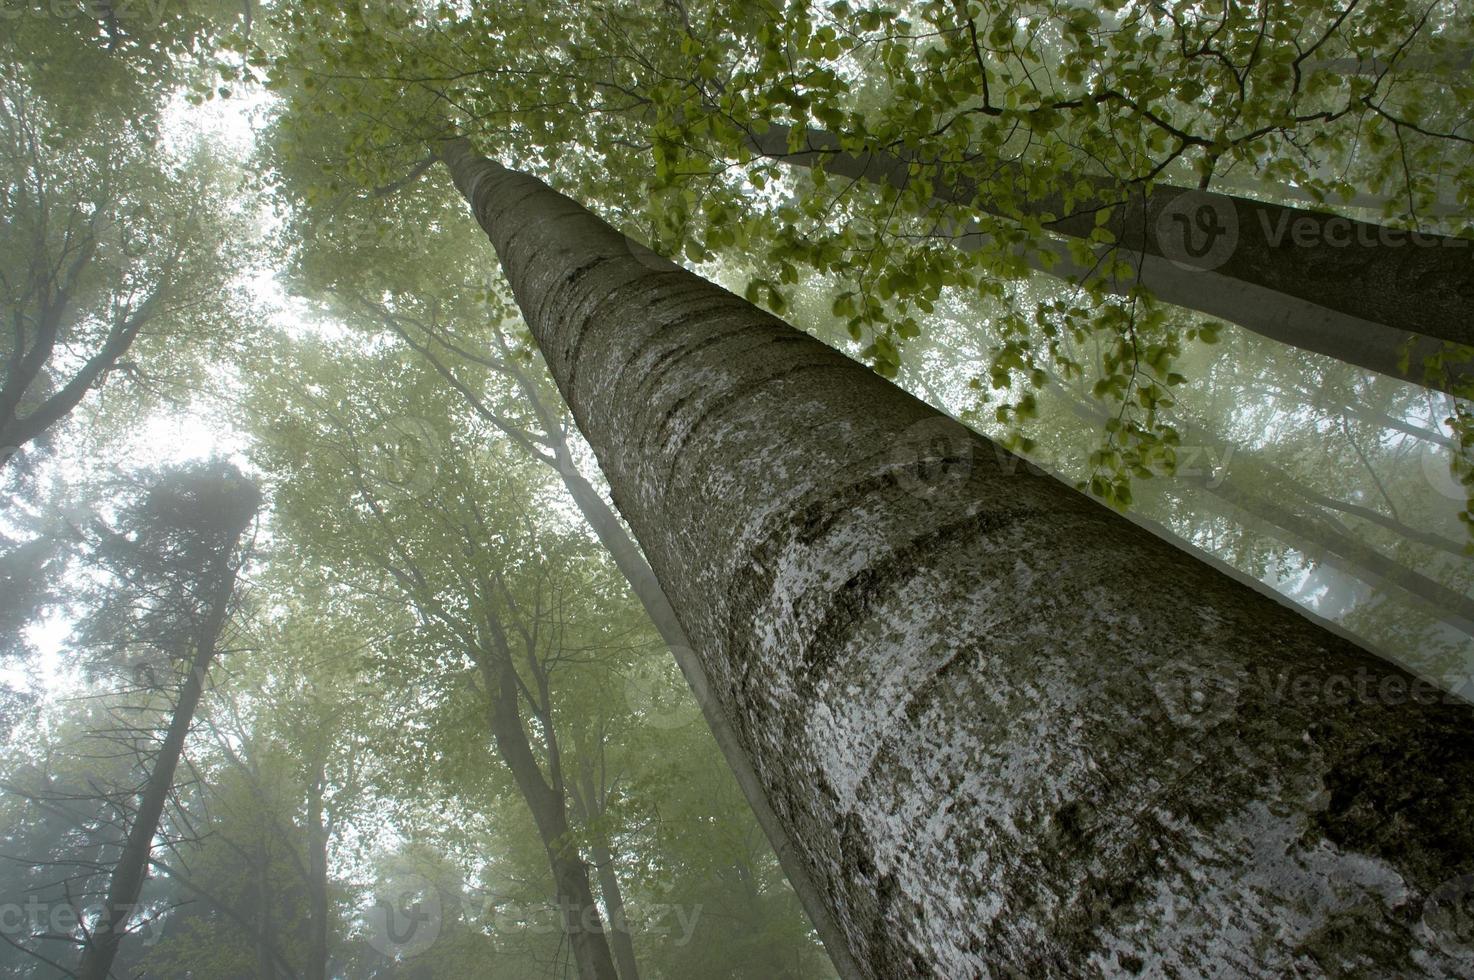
top-left (747, 124), bottom-right (1474, 396)
top-left (440, 137), bottom-right (1474, 978)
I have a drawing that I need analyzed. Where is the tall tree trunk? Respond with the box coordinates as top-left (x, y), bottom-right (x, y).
top-left (305, 759), bottom-right (330, 980)
top-left (745, 124), bottom-right (1474, 395)
top-left (571, 766), bottom-right (640, 980)
top-left (76, 562), bottom-right (243, 980)
top-left (478, 654), bottom-right (619, 980)
top-left (439, 137), bottom-right (1474, 977)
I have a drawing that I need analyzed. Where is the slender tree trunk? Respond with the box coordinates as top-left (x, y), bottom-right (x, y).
top-left (1192, 470), bottom-right (1474, 630)
top-left (745, 124), bottom-right (1474, 395)
top-left (305, 760), bottom-right (330, 980)
top-left (76, 566), bottom-right (242, 980)
top-left (590, 838), bottom-right (638, 980)
top-left (439, 137), bottom-right (1474, 977)
top-left (478, 655), bottom-right (619, 980)
top-left (571, 766), bottom-right (640, 980)
top-left (256, 839), bottom-right (277, 980)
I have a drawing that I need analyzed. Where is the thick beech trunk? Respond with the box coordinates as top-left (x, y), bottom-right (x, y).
top-left (77, 560), bottom-right (244, 980)
top-left (440, 138), bottom-right (1474, 977)
top-left (747, 124), bottom-right (1474, 395)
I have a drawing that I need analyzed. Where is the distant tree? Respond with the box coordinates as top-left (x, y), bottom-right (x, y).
top-left (74, 461), bottom-right (259, 980)
top-left (0, 13), bottom-right (256, 474)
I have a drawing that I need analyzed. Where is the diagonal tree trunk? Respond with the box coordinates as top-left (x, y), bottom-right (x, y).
top-left (438, 136), bottom-right (1474, 977)
top-left (77, 518), bottom-right (254, 980)
top-left (570, 762), bottom-right (640, 980)
top-left (476, 648), bottom-right (619, 980)
top-left (743, 124), bottom-right (1474, 395)
top-left (1060, 393), bottom-right (1474, 634)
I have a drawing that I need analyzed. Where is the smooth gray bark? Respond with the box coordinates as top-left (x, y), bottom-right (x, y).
top-left (441, 137), bottom-right (1474, 978)
top-left (747, 124), bottom-right (1474, 396)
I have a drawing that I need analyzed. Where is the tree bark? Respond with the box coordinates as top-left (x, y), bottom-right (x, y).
top-left (745, 124), bottom-right (1474, 395)
top-left (76, 556), bottom-right (245, 980)
top-left (440, 136), bottom-right (1474, 978)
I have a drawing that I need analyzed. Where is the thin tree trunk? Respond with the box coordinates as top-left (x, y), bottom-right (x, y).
top-left (745, 124), bottom-right (1474, 395)
top-left (305, 760), bottom-right (329, 980)
top-left (1061, 394), bottom-right (1474, 633)
top-left (590, 839), bottom-right (638, 980)
top-left (439, 137), bottom-right (1474, 977)
top-left (571, 766), bottom-right (640, 980)
top-left (76, 565), bottom-right (241, 980)
top-left (478, 653), bottom-right (619, 980)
